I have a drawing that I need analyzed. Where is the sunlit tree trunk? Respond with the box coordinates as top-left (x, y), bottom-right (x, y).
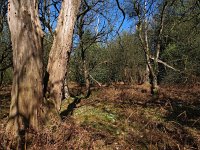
top-left (144, 24), bottom-right (158, 94)
top-left (6, 0), bottom-right (44, 136)
top-left (46, 0), bottom-right (81, 111)
top-left (138, 23), bottom-right (158, 95)
top-left (136, 0), bottom-right (162, 95)
top-left (64, 77), bottom-right (70, 99)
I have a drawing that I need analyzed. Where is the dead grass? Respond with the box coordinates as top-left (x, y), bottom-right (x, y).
top-left (0, 83), bottom-right (200, 149)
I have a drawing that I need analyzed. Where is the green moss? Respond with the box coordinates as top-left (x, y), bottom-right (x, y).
top-left (73, 105), bottom-right (120, 135)
top-left (73, 106), bottom-right (117, 123)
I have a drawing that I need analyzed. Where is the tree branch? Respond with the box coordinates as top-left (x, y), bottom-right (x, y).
top-left (149, 56), bottom-right (180, 72)
top-left (89, 74), bottom-right (102, 87)
top-left (115, 0), bottom-right (125, 31)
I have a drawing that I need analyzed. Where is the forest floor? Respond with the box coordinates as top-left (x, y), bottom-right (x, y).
top-left (0, 83), bottom-right (200, 149)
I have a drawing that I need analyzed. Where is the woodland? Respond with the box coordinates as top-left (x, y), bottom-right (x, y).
top-left (0, 0), bottom-right (200, 149)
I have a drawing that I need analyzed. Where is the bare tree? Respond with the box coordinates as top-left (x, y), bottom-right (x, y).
top-left (127, 0), bottom-right (170, 95)
top-left (74, 0), bottom-right (125, 97)
top-left (76, 0), bottom-right (108, 97)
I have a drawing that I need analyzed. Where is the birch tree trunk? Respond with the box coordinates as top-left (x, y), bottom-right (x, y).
top-left (138, 23), bottom-right (158, 95)
top-left (6, 0), bottom-right (44, 136)
top-left (46, 0), bottom-right (81, 111)
top-left (136, 0), bottom-right (160, 95)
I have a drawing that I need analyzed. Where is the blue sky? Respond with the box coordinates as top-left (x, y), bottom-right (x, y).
top-left (120, 17), bottom-right (133, 32)
top-left (43, 0), bottom-right (135, 37)
top-left (118, 0), bottom-right (133, 33)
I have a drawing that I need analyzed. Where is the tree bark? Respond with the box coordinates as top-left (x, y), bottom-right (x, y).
top-left (46, 0), bottom-right (81, 111)
top-left (64, 77), bottom-right (70, 99)
top-left (6, 0), bottom-right (44, 136)
top-left (83, 58), bottom-right (90, 97)
top-left (138, 23), bottom-right (158, 95)
top-left (136, 0), bottom-right (160, 95)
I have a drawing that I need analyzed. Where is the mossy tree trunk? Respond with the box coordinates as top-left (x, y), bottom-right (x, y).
top-left (6, 0), bottom-right (44, 136)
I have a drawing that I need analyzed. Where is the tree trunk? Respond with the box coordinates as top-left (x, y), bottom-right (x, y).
top-left (6, 0), bottom-right (44, 136)
top-left (138, 22), bottom-right (158, 95)
top-left (80, 44), bottom-right (90, 97)
top-left (144, 64), bottom-right (150, 83)
top-left (64, 77), bottom-right (70, 99)
top-left (83, 59), bottom-right (90, 97)
top-left (46, 0), bottom-right (81, 111)
top-left (135, 0), bottom-right (159, 95)
top-left (76, 9), bottom-right (91, 98)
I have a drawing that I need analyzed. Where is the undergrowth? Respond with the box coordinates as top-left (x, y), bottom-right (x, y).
top-left (0, 84), bottom-right (200, 149)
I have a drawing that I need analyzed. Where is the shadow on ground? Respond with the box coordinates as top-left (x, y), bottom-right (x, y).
top-left (60, 97), bottom-right (82, 119)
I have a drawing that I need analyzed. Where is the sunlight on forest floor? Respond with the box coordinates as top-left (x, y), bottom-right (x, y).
top-left (1, 84), bottom-right (200, 149)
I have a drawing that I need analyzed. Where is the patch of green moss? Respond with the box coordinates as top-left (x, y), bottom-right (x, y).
top-left (73, 106), bottom-right (117, 123)
top-left (73, 105), bottom-right (120, 135)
